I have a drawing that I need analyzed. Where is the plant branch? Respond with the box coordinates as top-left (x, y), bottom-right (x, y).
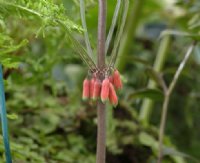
top-left (139, 35), bottom-right (172, 124)
top-left (96, 0), bottom-right (107, 163)
top-left (157, 41), bottom-right (197, 163)
top-left (167, 42), bottom-right (196, 95)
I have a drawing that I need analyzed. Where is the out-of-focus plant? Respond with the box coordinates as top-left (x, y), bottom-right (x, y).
top-left (0, 0), bottom-right (200, 163)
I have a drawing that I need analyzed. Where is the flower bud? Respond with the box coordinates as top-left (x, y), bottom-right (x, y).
top-left (92, 80), bottom-right (101, 100)
top-left (109, 83), bottom-right (118, 107)
top-left (82, 78), bottom-right (90, 101)
top-left (101, 78), bottom-right (110, 103)
top-left (113, 69), bottom-right (122, 90)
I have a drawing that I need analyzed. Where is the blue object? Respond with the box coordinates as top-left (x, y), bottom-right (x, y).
top-left (0, 65), bottom-right (12, 163)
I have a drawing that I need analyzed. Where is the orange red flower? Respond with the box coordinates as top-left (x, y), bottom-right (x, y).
top-left (100, 78), bottom-right (110, 103)
top-left (82, 69), bottom-right (122, 107)
top-left (92, 80), bottom-right (101, 100)
top-left (82, 78), bottom-right (90, 101)
top-left (109, 83), bottom-right (118, 107)
top-left (113, 69), bottom-right (122, 90)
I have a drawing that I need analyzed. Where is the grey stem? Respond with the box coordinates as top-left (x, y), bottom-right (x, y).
top-left (96, 0), bottom-right (107, 163)
top-left (157, 41), bottom-right (196, 163)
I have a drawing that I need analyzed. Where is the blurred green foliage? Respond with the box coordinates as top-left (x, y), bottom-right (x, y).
top-left (0, 0), bottom-right (200, 162)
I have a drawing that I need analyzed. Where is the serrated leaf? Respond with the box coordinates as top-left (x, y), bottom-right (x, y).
top-left (0, 39), bottom-right (28, 55)
top-left (1, 58), bottom-right (19, 68)
top-left (0, 1), bottom-right (96, 69)
top-left (0, 1), bottom-right (82, 32)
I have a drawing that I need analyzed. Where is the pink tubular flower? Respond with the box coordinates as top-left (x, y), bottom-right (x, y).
top-left (109, 83), bottom-right (118, 107)
top-left (82, 78), bottom-right (90, 101)
top-left (113, 69), bottom-right (123, 90)
top-left (92, 80), bottom-right (101, 100)
top-left (101, 78), bottom-right (110, 103)
top-left (89, 78), bottom-right (95, 98)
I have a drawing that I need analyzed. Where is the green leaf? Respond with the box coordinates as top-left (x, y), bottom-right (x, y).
top-left (160, 29), bottom-right (200, 40)
top-left (7, 113), bottom-right (18, 120)
top-left (139, 132), bottom-right (158, 149)
top-left (0, 1), bottom-right (82, 32)
top-left (129, 88), bottom-right (164, 101)
top-left (145, 67), bottom-right (166, 90)
top-left (163, 147), bottom-right (200, 163)
top-left (0, 39), bottom-right (28, 55)
top-left (126, 56), bottom-right (150, 65)
top-left (0, 1), bottom-right (96, 69)
top-left (1, 58), bottom-right (19, 68)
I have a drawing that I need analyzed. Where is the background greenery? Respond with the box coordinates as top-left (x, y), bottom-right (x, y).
top-left (0, 0), bottom-right (200, 162)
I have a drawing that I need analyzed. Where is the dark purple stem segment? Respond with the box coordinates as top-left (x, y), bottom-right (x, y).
top-left (97, 0), bottom-right (106, 69)
top-left (96, 0), bottom-right (107, 163)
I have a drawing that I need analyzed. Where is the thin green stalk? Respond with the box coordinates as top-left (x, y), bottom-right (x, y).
top-left (108, 0), bottom-right (129, 67)
top-left (105, 0), bottom-right (121, 54)
top-left (96, 0), bottom-right (106, 163)
top-left (139, 35), bottom-right (172, 124)
top-left (117, 0), bottom-right (146, 71)
top-left (157, 93), bottom-right (169, 163)
top-left (157, 42), bottom-right (196, 163)
top-left (80, 0), bottom-right (94, 58)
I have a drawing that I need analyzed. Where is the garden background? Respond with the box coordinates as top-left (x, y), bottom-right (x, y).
top-left (0, 0), bottom-right (200, 162)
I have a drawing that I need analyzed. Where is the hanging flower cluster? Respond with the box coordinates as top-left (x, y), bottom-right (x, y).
top-left (82, 68), bottom-right (122, 107)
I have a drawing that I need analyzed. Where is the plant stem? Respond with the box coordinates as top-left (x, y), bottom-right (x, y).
top-left (157, 41), bottom-right (196, 163)
top-left (139, 35), bottom-right (172, 124)
top-left (96, 0), bottom-right (106, 163)
top-left (157, 93), bottom-right (169, 163)
top-left (117, 0), bottom-right (145, 71)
